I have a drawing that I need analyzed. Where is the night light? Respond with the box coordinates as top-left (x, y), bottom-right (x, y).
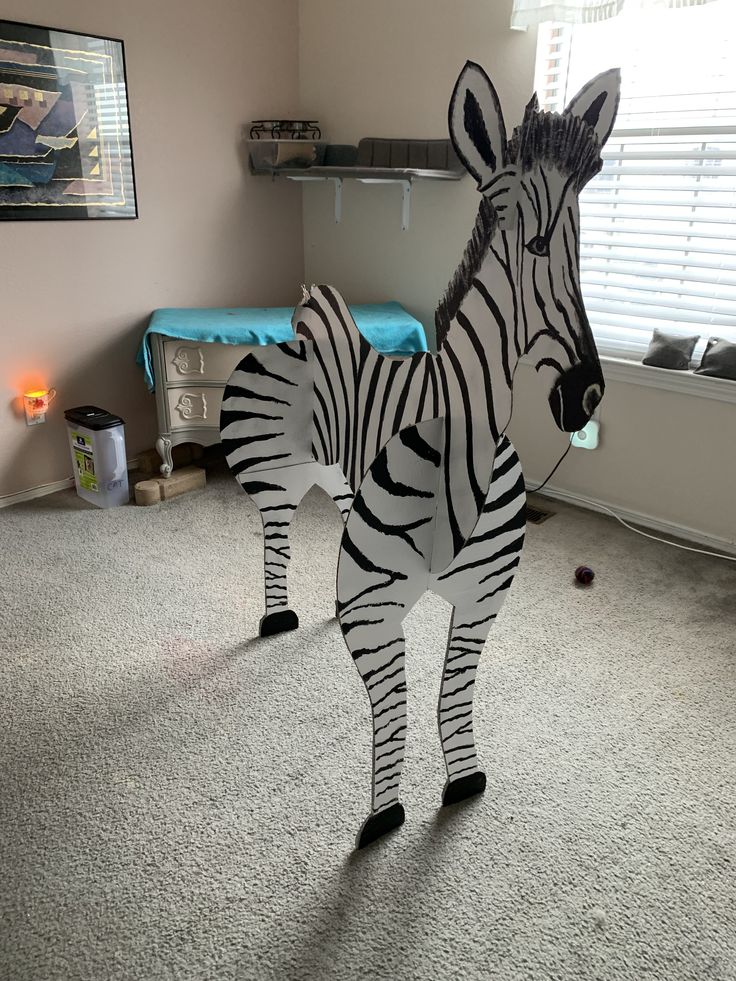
top-left (23, 388), bottom-right (56, 426)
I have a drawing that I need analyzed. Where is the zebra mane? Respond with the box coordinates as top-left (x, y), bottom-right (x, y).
top-left (508, 108), bottom-right (604, 187)
top-left (434, 196), bottom-right (497, 350)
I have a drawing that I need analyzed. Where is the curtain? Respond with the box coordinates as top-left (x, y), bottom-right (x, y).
top-left (511, 0), bottom-right (718, 29)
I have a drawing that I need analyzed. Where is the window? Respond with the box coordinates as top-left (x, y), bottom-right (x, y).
top-left (534, 0), bottom-right (736, 361)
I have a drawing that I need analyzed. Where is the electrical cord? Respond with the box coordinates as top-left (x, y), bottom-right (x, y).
top-left (529, 435), bottom-right (736, 564)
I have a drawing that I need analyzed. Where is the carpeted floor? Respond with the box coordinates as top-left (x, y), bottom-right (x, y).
top-left (1, 470), bottom-right (735, 981)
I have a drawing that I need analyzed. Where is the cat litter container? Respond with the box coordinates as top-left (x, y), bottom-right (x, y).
top-left (64, 405), bottom-right (129, 508)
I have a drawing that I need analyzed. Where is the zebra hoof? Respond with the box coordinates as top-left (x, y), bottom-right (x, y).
top-left (356, 803), bottom-right (405, 849)
top-left (442, 770), bottom-right (487, 807)
top-left (259, 609), bottom-right (299, 637)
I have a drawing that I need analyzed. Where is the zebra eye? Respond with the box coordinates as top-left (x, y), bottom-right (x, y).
top-left (526, 235), bottom-right (549, 258)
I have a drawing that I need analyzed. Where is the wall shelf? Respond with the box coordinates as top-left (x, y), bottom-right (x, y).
top-left (252, 138), bottom-right (465, 230)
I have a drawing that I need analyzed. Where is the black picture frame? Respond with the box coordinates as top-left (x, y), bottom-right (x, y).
top-left (0, 19), bottom-right (137, 220)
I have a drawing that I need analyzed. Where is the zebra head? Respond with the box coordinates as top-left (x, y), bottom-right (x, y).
top-left (449, 62), bottom-right (620, 432)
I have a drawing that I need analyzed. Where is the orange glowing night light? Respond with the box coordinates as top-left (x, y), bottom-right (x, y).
top-left (23, 387), bottom-right (56, 426)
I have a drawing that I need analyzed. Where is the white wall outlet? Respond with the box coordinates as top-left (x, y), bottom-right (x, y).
top-left (571, 418), bottom-right (600, 450)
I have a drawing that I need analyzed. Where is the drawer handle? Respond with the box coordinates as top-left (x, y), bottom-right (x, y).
top-left (171, 345), bottom-right (204, 375)
top-left (175, 392), bottom-right (207, 420)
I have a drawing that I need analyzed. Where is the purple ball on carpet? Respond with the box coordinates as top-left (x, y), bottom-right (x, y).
top-left (575, 565), bottom-right (595, 586)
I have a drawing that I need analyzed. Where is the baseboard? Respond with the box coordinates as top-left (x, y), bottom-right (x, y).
top-left (528, 481), bottom-right (736, 557)
top-left (0, 457), bottom-right (140, 510)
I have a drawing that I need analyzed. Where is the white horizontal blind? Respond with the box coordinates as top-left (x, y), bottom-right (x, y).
top-left (535, 1), bottom-right (736, 360)
top-left (581, 126), bottom-right (736, 358)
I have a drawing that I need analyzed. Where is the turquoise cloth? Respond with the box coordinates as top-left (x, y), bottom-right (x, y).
top-left (136, 302), bottom-right (428, 391)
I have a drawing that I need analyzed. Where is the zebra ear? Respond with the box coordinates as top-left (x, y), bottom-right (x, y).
top-left (563, 68), bottom-right (621, 148)
top-left (449, 61), bottom-right (507, 189)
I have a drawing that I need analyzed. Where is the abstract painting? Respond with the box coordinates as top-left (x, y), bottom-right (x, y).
top-left (0, 20), bottom-right (136, 220)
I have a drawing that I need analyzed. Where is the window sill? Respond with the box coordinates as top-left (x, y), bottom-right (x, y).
top-left (599, 356), bottom-right (736, 405)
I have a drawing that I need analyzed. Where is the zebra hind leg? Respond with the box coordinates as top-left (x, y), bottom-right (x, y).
top-left (241, 463), bottom-right (330, 637)
top-left (259, 498), bottom-right (300, 637)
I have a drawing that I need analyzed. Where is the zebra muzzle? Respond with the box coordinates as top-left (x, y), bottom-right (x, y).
top-left (549, 363), bottom-right (604, 432)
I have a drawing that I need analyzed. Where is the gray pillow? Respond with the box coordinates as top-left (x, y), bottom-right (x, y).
top-left (642, 329), bottom-right (699, 370)
top-left (694, 337), bottom-right (736, 381)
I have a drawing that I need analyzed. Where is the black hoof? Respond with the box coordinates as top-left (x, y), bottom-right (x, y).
top-left (259, 609), bottom-right (299, 637)
top-left (356, 803), bottom-right (405, 849)
top-left (442, 770), bottom-right (487, 807)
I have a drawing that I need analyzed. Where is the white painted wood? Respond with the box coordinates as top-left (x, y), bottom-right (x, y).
top-left (163, 339), bottom-right (257, 384)
top-left (166, 386), bottom-right (224, 430)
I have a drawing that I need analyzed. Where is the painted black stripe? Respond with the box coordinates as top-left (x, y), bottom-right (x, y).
top-left (221, 432), bottom-right (283, 456)
top-left (235, 355), bottom-right (298, 386)
top-left (352, 490), bottom-right (432, 558)
top-left (443, 342), bottom-right (485, 514)
top-left (391, 353), bottom-right (422, 435)
top-left (477, 574), bottom-right (516, 604)
top-left (311, 293), bottom-right (353, 472)
top-left (472, 277), bottom-right (512, 389)
top-left (278, 338), bottom-right (308, 361)
top-left (230, 453), bottom-right (291, 476)
top-left (437, 532), bottom-right (525, 581)
top-left (467, 500), bottom-right (526, 545)
top-left (398, 426), bottom-right (441, 467)
top-left (299, 322), bottom-right (340, 462)
top-left (375, 359), bottom-right (403, 458)
top-left (370, 446), bottom-right (434, 499)
top-left (455, 311), bottom-right (496, 441)
top-left (359, 355), bottom-right (386, 479)
top-left (220, 409), bottom-right (284, 428)
top-left (240, 480), bottom-right (286, 495)
top-left (224, 385), bottom-right (290, 407)
top-left (340, 528), bottom-right (408, 582)
top-left (436, 358), bottom-right (464, 557)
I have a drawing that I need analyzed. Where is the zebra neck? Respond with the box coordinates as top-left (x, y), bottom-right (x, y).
top-left (437, 229), bottom-right (522, 440)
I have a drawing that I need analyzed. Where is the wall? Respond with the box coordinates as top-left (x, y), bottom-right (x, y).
top-left (0, 0), bottom-right (303, 500)
top-left (299, 0), bottom-right (736, 547)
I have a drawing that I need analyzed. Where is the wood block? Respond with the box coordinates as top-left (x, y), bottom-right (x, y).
top-left (134, 479), bottom-right (163, 506)
top-left (134, 466), bottom-right (206, 506)
top-left (158, 465), bottom-right (206, 500)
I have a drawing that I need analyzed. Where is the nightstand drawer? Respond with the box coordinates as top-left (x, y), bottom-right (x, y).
top-left (163, 339), bottom-right (256, 383)
top-left (167, 386), bottom-right (224, 429)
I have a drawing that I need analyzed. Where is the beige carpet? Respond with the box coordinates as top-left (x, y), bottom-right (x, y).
top-left (1, 470), bottom-right (735, 981)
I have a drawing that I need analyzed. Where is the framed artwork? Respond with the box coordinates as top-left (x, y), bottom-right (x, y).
top-left (0, 19), bottom-right (137, 220)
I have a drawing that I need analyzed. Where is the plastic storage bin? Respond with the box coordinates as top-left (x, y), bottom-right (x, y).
top-left (64, 405), bottom-right (129, 508)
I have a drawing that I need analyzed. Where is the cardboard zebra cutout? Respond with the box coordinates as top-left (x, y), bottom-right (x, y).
top-left (220, 62), bottom-right (620, 848)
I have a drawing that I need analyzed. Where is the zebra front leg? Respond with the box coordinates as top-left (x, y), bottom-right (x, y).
top-left (432, 434), bottom-right (526, 806)
top-left (336, 419), bottom-right (443, 847)
top-left (436, 607), bottom-right (498, 805)
top-left (340, 614), bottom-right (410, 848)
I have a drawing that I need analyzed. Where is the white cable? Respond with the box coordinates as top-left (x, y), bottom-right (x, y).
top-left (595, 502), bottom-right (736, 564)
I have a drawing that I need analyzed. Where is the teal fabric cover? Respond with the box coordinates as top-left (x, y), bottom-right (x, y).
top-left (136, 302), bottom-right (428, 391)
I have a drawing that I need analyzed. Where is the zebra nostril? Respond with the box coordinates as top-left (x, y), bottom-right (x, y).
top-left (583, 382), bottom-right (602, 417)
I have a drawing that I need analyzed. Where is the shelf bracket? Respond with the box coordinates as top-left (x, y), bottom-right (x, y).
top-left (332, 178), bottom-right (343, 224)
top-left (400, 180), bottom-right (412, 231)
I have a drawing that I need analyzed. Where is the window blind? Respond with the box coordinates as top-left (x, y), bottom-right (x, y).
top-left (534, 2), bottom-right (736, 360)
top-left (580, 126), bottom-right (736, 358)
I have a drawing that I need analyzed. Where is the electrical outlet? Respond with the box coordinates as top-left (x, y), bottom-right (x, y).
top-left (571, 418), bottom-right (599, 450)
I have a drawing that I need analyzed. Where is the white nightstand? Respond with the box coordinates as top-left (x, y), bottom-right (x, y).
top-left (150, 332), bottom-right (256, 476)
